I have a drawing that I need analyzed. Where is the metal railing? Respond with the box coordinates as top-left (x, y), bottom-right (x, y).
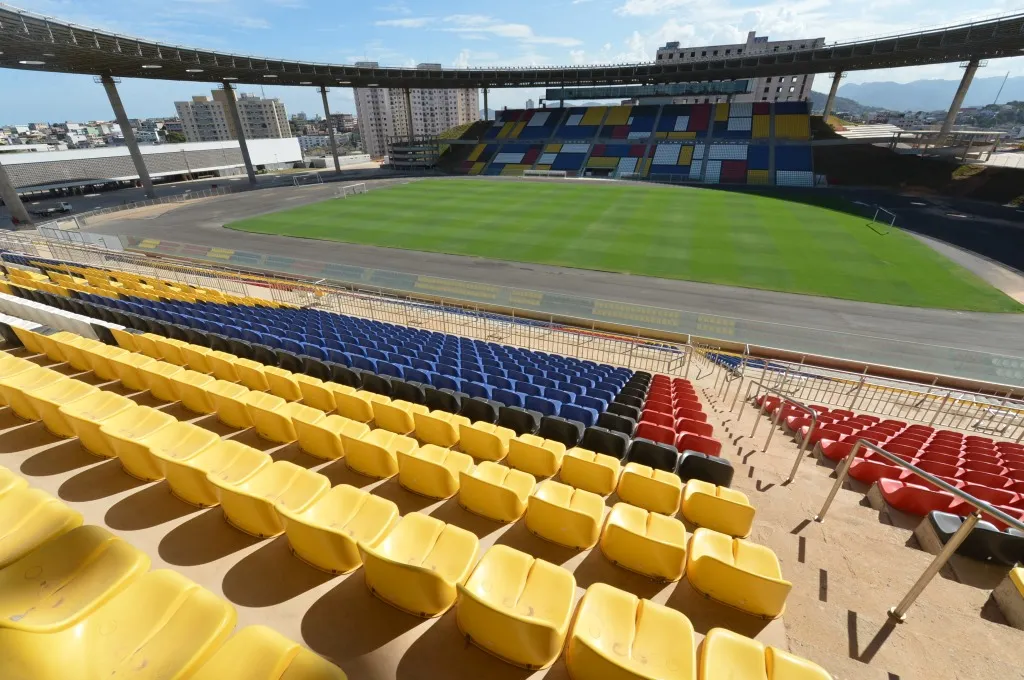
top-left (814, 438), bottom-right (1024, 621)
top-left (737, 380), bottom-right (818, 483)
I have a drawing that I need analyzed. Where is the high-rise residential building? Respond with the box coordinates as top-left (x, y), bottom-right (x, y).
top-left (353, 62), bottom-right (479, 159)
top-left (655, 32), bottom-right (825, 105)
top-left (175, 90), bottom-right (290, 143)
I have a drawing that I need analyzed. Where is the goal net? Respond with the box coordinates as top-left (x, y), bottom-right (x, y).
top-left (292, 173), bottom-right (323, 187)
top-left (869, 206), bottom-right (896, 235)
top-left (335, 183), bottom-right (368, 198)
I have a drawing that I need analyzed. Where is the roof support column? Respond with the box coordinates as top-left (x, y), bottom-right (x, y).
top-left (319, 85), bottom-right (341, 173)
top-left (221, 81), bottom-right (257, 185)
top-left (0, 161), bottom-right (32, 227)
top-left (482, 87), bottom-right (489, 121)
top-left (822, 71), bottom-right (843, 120)
top-left (100, 75), bottom-right (155, 199)
top-left (403, 88), bottom-right (415, 143)
top-left (939, 59), bottom-right (980, 140)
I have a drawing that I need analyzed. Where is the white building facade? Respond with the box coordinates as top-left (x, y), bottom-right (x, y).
top-left (655, 32), bottom-right (825, 105)
top-left (175, 91), bottom-right (290, 143)
top-left (353, 62), bottom-right (479, 159)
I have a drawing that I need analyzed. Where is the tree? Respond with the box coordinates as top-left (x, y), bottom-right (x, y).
top-left (166, 131), bottom-right (187, 143)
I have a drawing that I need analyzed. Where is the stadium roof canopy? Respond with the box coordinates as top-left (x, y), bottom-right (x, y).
top-left (2, 4), bottom-right (1024, 89)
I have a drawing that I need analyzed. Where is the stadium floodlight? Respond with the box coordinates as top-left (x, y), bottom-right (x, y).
top-left (141, 64), bottom-right (162, 69)
top-left (186, 68), bottom-right (204, 73)
top-left (18, 60), bottom-right (45, 65)
top-left (263, 74), bottom-right (277, 78)
top-left (300, 81), bottom-right (312, 85)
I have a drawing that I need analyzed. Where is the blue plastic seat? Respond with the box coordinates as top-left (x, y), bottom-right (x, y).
top-left (570, 376), bottom-right (596, 390)
top-left (544, 388), bottom-right (574, 405)
top-left (432, 374), bottom-right (463, 392)
top-left (576, 395), bottom-right (607, 413)
top-left (532, 376), bottom-right (557, 389)
top-left (301, 343), bottom-right (328, 361)
top-left (462, 369), bottom-right (485, 384)
top-left (365, 348), bottom-right (388, 361)
top-left (411, 359), bottom-right (436, 372)
top-left (387, 353), bottom-right (412, 367)
top-left (492, 389), bottom-right (525, 408)
top-left (561, 404), bottom-right (598, 428)
top-left (377, 361), bottom-right (404, 379)
top-left (404, 368), bottom-right (433, 384)
top-left (507, 369), bottom-right (531, 384)
top-left (589, 388), bottom-right (615, 404)
top-left (326, 349), bottom-right (350, 365)
top-left (463, 382), bottom-right (492, 400)
top-left (515, 382), bottom-right (542, 397)
top-left (486, 375), bottom-right (514, 390)
top-left (437, 363), bottom-right (460, 377)
top-left (526, 395), bottom-right (559, 417)
top-left (558, 383), bottom-right (585, 398)
top-left (352, 356), bottom-right (377, 372)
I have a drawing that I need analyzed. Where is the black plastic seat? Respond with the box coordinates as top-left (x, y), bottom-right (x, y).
top-left (626, 438), bottom-right (679, 472)
top-left (90, 324), bottom-right (117, 346)
top-left (66, 299), bottom-right (88, 316)
top-left (425, 387), bottom-right (463, 414)
top-left (538, 415), bottom-right (584, 449)
top-left (597, 411), bottom-right (636, 437)
top-left (0, 319), bottom-right (19, 346)
top-left (607, 402), bottom-right (641, 422)
top-left (250, 344), bottom-right (279, 367)
top-left (676, 451), bottom-right (735, 487)
top-left (176, 325), bottom-right (208, 347)
top-left (327, 362), bottom-right (363, 388)
top-left (928, 511), bottom-right (1024, 567)
top-left (208, 333), bottom-right (232, 353)
top-left (225, 338), bottom-right (253, 360)
top-left (274, 349), bottom-right (304, 372)
top-left (579, 426), bottom-right (630, 460)
top-left (461, 397), bottom-right (500, 424)
top-left (613, 393), bottom-right (644, 410)
top-left (302, 357), bottom-right (332, 381)
top-left (497, 406), bottom-right (541, 436)
top-left (619, 386), bottom-right (647, 401)
top-left (361, 372), bottom-right (393, 397)
top-left (164, 323), bottom-right (189, 342)
top-left (391, 379), bottom-right (426, 405)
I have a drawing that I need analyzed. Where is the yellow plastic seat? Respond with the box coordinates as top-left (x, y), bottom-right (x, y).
top-left (0, 367), bottom-right (67, 420)
top-left (245, 393), bottom-right (319, 444)
top-left (686, 528), bottom-right (792, 619)
top-left (109, 351), bottom-right (156, 391)
top-left (336, 389), bottom-right (389, 423)
top-left (158, 439), bottom-right (270, 508)
top-left (49, 335), bottom-right (100, 372)
top-left (682, 480), bottom-right (756, 538)
top-left (699, 627), bottom-right (833, 680)
top-left (170, 369), bottom-right (218, 414)
top-left (567, 582), bottom-right (697, 680)
top-left (234, 358), bottom-right (271, 391)
top-left (109, 327), bottom-right (139, 352)
top-left (0, 355), bottom-right (35, 401)
top-left (616, 462), bottom-right (684, 516)
top-left (372, 399), bottom-right (429, 435)
top-left (507, 434), bottom-right (567, 478)
top-left (0, 465), bottom-right (29, 497)
top-left (526, 480), bottom-right (604, 549)
top-left (414, 409), bottom-right (471, 448)
top-left (138, 360), bottom-right (185, 402)
top-left (600, 503), bottom-right (688, 582)
top-left (264, 366), bottom-right (303, 401)
top-left (207, 380), bottom-right (253, 429)
top-left (294, 413), bottom-right (369, 460)
top-left (210, 460), bottom-right (329, 537)
top-left (150, 336), bottom-right (188, 365)
top-left (100, 405), bottom-right (176, 480)
top-left (296, 375), bottom-right (341, 412)
top-left (0, 569), bottom-right (236, 680)
top-left (34, 330), bottom-right (78, 363)
top-left (23, 379), bottom-right (99, 437)
top-left (279, 484), bottom-right (400, 574)
top-left (59, 391), bottom-right (137, 458)
top-left (144, 420), bottom-right (220, 483)
top-left (343, 428), bottom-right (419, 479)
top-left (12, 326), bottom-right (48, 355)
top-left (0, 525), bottom-right (150, 633)
top-left (360, 512), bottom-right (479, 617)
top-left (82, 343), bottom-right (129, 382)
top-left (457, 545), bottom-right (575, 669)
top-left (131, 332), bottom-right (164, 360)
top-left (397, 444), bottom-right (474, 499)
top-left (0, 488), bottom-right (83, 569)
top-left (560, 447), bottom-right (622, 496)
top-left (180, 343), bottom-right (214, 374)
top-left (206, 350), bottom-right (242, 382)
top-left (458, 421), bottom-right (515, 461)
top-left (458, 461), bottom-right (536, 523)
top-left (190, 625), bottom-right (348, 680)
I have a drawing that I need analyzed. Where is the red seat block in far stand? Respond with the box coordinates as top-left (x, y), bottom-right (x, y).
top-left (878, 479), bottom-right (958, 516)
top-left (677, 433), bottom-right (721, 457)
top-left (636, 421), bottom-right (676, 447)
top-left (676, 418), bottom-right (713, 438)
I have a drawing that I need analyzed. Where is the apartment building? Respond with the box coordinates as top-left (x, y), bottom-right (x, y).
top-left (655, 32), bottom-right (825, 105)
top-left (175, 90), bottom-right (290, 143)
top-left (353, 62), bottom-right (479, 159)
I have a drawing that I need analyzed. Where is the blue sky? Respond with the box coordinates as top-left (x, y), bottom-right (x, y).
top-left (3, 0), bottom-right (1024, 124)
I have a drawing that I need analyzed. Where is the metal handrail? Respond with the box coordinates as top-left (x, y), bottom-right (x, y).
top-left (814, 438), bottom-right (1024, 621)
top-left (738, 380), bottom-right (818, 483)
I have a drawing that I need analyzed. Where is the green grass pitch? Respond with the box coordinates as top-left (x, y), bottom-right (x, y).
top-left (226, 179), bottom-right (1021, 312)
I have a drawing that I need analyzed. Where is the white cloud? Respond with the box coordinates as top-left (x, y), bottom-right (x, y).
top-left (442, 15), bottom-right (582, 47)
top-left (375, 17), bottom-right (434, 28)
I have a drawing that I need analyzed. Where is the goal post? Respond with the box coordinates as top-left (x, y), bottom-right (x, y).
top-left (870, 206), bottom-right (897, 235)
top-left (334, 183), bottom-right (368, 199)
top-left (292, 173), bottom-right (323, 187)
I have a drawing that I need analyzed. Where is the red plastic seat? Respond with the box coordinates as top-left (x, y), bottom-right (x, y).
top-left (645, 392), bottom-right (672, 406)
top-left (893, 434), bottom-right (929, 446)
top-left (960, 460), bottom-right (1007, 476)
top-left (996, 442), bottom-right (1024, 454)
top-left (917, 451), bottom-right (962, 467)
top-left (755, 395), bottom-right (781, 412)
top-left (878, 479), bottom-right (957, 515)
top-left (1003, 456), bottom-right (1024, 469)
top-left (957, 483), bottom-right (1017, 507)
top-left (880, 420), bottom-right (907, 429)
top-left (930, 438), bottom-right (963, 450)
top-left (676, 433), bottom-right (721, 457)
top-left (965, 435), bottom-right (994, 444)
top-left (884, 443), bottom-right (921, 458)
top-left (915, 460), bottom-right (960, 478)
top-left (820, 440), bottom-right (856, 462)
top-left (804, 427), bottom-right (844, 447)
top-left (809, 404), bottom-right (830, 414)
top-left (636, 421), bottom-right (676, 447)
top-left (831, 409), bottom-right (854, 419)
top-left (676, 418), bottom-right (713, 438)
top-left (979, 505), bottom-right (1024, 531)
top-left (831, 423), bottom-right (857, 436)
top-left (1011, 481), bottom-right (1024, 495)
top-left (674, 407), bottom-right (706, 423)
top-left (1005, 468), bottom-right (1024, 483)
top-left (842, 433), bottom-right (884, 447)
top-left (924, 444), bottom-right (962, 458)
top-left (963, 450), bottom-right (1001, 464)
top-left (934, 429), bottom-right (962, 439)
top-left (849, 459), bottom-right (903, 484)
top-left (644, 400), bottom-right (673, 415)
top-left (786, 416), bottom-right (811, 432)
top-left (640, 411), bottom-right (674, 429)
top-left (958, 470), bottom-right (1010, 488)
top-left (673, 396), bottom-right (702, 410)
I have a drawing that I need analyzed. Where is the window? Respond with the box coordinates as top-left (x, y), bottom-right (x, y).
top-left (725, 49), bottom-right (731, 55)
top-left (776, 87), bottom-right (782, 93)
top-left (763, 87), bottom-right (769, 93)
top-left (701, 51), bottom-right (706, 57)
top-left (737, 48), bottom-right (743, 54)
top-left (761, 96), bottom-right (767, 101)
top-left (789, 86), bottom-right (795, 93)
top-left (657, 53), bottom-right (663, 60)
top-left (690, 51), bottom-right (695, 57)
top-left (712, 50), bottom-right (718, 56)
top-left (792, 76), bottom-right (798, 82)
top-left (766, 77), bottom-right (771, 82)
top-left (773, 46), bottom-right (778, 52)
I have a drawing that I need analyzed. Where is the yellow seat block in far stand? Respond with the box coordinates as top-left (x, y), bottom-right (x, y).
top-left (699, 627), bottom-right (834, 680)
top-left (560, 447), bottom-right (622, 496)
top-left (336, 389), bottom-right (388, 423)
top-left (0, 367), bottom-right (66, 421)
top-left (457, 545), bottom-right (576, 670)
top-left (682, 480), bottom-right (756, 538)
top-left (526, 480), bottom-right (604, 549)
top-left (158, 440), bottom-right (270, 508)
top-left (397, 445), bottom-right (474, 499)
top-left (210, 460), bottom-right (329, 538)
top-left (373, 399), bottom-right (429, 435)
top-left (343, 428), bottom-right (419, 479)
top-left (507, 434), bottom-right (566, 478)
top-left (169, 369), bottom-right (217, 414)
top-left (59, 391), bottom-right (137, 458)
top-left (459, 421), bottom-right (515, 461)
top-left (100, 405), bottom-right (176, 481)
top-left (0, 487), bottom-right (83, 569)
top-left (600, 503), bottom-right (688, 582)
top-left (360, 512), bottom-right (479, 617)
top-left (616, 462), bottom-right (684, 516)
top-left (0, 525), bottom-right (150, 633)
top-left (280, 484), bottom-right (399, 574)
top-left (190, 625), bottom-right (348, 680)
top-left (567, 582), bottom-right (697, 680)
top-left (295, 413), bottom-right (369, 460)
top-left (207, 380), bottom-right (254, 429)
top-left (414, 409), bottom-right (471, 448)
top-left (458, 460), bottom-right (536, 522)
top-left (0, 570), bottom-right (237, 680)
top-left (23, 379), bottom-right (98, 438)
top-left (687, 528), bottom-right (792, 619)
